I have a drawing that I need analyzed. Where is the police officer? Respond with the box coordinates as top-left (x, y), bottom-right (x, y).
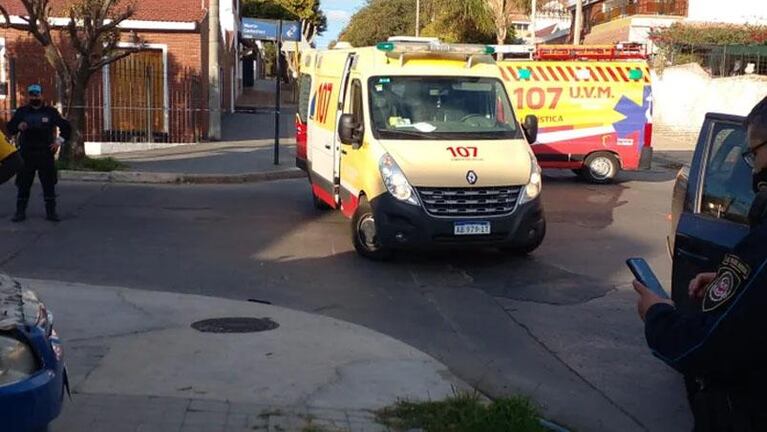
top-left (0, 130), bottom-right (22, 185)
top-left (633, 96), bottom-right (767, 431)
top-left (7, 84), bottom-right (71, 222)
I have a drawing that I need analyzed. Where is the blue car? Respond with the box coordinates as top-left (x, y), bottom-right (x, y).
top-left (0, 273), bottom-right (67, 432)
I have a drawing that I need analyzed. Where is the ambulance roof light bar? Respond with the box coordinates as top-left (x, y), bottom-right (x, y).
top-left (534, 43), bottom-right (647, 61)
top-left (376, 41), bottom-right (495, 67)
top-left (377, 41), bottom-right (495, 56)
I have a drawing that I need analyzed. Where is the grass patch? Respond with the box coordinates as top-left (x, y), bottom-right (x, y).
top-left (376, 393), bottom-right (545, 432)
top-left (57, 156), bottom-right (127, 172)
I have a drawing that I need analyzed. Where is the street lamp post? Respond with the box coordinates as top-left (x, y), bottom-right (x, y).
top-left (574, 0), bottom-right (583, 45)
top-left (415, 0), bottom-right (420, 37)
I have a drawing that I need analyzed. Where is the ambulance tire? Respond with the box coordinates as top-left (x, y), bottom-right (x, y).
top-left (351, 197), bottom-right (393, 261)
top-left (308, 175), bottom-right (332, 210)
top-left (580, 152), bottom-right (620, 184)
top-left (312, 191), bottom-right (332, 210)
top-left (500, 221), bottom-right (546, 256)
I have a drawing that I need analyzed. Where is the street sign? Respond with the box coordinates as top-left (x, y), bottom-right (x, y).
top-left (241, 18), bottom-right (279, 40)
top-left (281, 21), bottom-right (301, 42)
top-left (241, 18), bottom-right (301, 42)
top-left (239, 18), bottom-right (302, 165)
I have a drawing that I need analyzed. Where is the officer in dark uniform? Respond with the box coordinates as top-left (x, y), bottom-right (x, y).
top-left (7, 84), bottom-right (71, 222)
top-left (634, 96), bottom-right (767, 431)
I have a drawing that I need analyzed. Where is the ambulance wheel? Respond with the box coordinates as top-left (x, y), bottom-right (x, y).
top-left (351, 197), bottom-right (393, 260)
top-left (312, 191), bottom-right (332, 210)
top-left (580, 152), bottom-right (620, 184)
top-left (500, 222), bottom-right (546, 256)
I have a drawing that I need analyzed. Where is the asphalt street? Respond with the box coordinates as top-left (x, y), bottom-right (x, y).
top-left (0, 163), bottom-right (691, 431)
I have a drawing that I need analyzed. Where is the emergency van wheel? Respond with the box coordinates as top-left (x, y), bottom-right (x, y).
top-left (351, 197), bottom-right (393, 260)
top-left (501, 221), bottom-right (546, 256)
top-left (312, 191), bottom-right (332, 210)
top-left (580, 152), bottom-right (620, 184)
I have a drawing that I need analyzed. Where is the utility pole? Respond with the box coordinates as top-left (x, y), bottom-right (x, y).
top-left (415, 0), bottom-right (420, 37)
top-left (530, 0), bottom-right (537, 45)
top-left (574, 0), bottom-right (583, 45)
top-left (208, 0), bottom-right (222, 140)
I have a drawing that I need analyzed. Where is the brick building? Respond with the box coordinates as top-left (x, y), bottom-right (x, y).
top-left (0, 0), bottom-right (241, 148)
top-left (568, 0), bottom-right (767, 51)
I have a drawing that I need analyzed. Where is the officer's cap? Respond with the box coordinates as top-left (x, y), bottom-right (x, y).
top-left (27, 84), bottom-right (42, 95)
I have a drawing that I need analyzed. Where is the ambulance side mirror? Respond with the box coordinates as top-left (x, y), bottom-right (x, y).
top-left (522, 115), bottom-right (539, 144)
top-left (339, 114), bottom-right (363, 148)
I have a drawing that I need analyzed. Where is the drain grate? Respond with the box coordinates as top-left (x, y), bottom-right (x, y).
top-left (191, 317), bottom-right (279, 333)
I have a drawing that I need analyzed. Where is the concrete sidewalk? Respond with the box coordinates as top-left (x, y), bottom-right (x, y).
top-left (19, 278), bottom-right (471, 432)
top-left (63, 139), bottom-right (305, 184)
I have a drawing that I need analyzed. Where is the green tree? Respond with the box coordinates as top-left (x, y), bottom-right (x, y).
top-left (420, 0), bottom-right (497, 44)
top-left (340, 0), bottom-right (518, 47)
top-left (484, 0), bottom-right (528, 45)
top-left (339, 0), bottom-right (417, 47)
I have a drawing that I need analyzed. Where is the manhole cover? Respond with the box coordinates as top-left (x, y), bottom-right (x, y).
top-left (191, 317), bottom-right (279, 333)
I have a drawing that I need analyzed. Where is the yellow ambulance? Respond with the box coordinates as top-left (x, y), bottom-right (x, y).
top-left (499, 44), bottom-right (653, 183)
top-left (296, 40), bottom-right (545, 259)
top-left (0, 132), bottom-right (21, 185)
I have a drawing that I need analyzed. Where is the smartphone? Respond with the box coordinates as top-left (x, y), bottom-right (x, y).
top-left (626, 258), bottom-right (669, 299)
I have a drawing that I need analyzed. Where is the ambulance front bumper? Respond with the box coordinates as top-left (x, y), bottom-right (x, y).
top-left (369, 193), bottom-right (545, 250)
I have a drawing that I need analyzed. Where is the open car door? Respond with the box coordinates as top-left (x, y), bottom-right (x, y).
top-left (672, 113), bottom-right (754, 312)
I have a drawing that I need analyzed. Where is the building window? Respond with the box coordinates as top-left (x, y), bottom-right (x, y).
top-left (0, 38), bottom-right (7, 98)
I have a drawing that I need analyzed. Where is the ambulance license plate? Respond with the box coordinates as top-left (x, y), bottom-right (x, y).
top-left (454, 221), bottom-right (491, 235)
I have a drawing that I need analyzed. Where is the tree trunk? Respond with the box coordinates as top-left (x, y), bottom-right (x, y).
top-left (62, 79), bottom-right (87, 162)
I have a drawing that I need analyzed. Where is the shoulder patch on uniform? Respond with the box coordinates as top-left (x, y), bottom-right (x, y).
top-left (702, 254), bottom-right (752, 312)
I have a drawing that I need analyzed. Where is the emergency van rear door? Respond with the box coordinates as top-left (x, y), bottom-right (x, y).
top-left (312, 53), bottom-right (355, 203)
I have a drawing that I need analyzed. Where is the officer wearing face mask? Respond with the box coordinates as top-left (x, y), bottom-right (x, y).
top-left (7, 84), bottom-right (71, 222)
top-left (633, 96), bottom-right (767, 431)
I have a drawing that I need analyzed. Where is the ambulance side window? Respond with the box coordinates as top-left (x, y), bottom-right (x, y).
top-left (298, 74), bottom-right (312, 123)
top-left (349, 80), bottom-right (364, 125)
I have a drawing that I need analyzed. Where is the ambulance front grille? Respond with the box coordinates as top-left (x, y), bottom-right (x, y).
top-left (416, 186), bottom-right (522, 217)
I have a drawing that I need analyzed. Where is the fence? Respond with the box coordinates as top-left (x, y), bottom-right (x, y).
top-left (1, 56), bottom-right (205, 144)
top-left (590, 0), bottom-right (687, 27)
top-left (661, 45), bottom-right (767, 77)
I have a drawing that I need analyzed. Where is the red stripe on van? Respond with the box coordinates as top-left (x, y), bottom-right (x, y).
top-left (536, 66), bottom-right (549, 81)
top-left (595, 66), bottom-right (609, 82)
top-left (555, 66), bottom-right (570, 82)
top-left (546, 66), bottom-right (560, 81)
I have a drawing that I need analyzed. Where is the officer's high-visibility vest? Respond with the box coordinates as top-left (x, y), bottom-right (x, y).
top-left (0, 133), bottom-right (16, 161)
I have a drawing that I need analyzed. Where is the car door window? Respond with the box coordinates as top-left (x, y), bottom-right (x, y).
top-left (346, 79), bottom-right (364, 124)
top-left (699, 121), bottom-right (754, 224)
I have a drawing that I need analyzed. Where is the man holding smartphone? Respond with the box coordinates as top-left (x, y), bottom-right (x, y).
top-left (634, 96), bottom-right (767, 431)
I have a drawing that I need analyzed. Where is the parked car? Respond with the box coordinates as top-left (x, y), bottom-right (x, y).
top-left (669, 113), bottom-right (755, 312)
top-left (0, 273), bottom-right (67, 432)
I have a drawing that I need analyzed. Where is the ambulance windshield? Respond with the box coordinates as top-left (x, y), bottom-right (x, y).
top-left (368, 76), bottom-right (521, 140)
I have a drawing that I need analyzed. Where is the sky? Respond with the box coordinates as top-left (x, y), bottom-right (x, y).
top-left (316, 0), bottom-right (366, 48)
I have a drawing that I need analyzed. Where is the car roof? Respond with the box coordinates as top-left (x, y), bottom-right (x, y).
top-left (705, 112), bottom-right (746, 124)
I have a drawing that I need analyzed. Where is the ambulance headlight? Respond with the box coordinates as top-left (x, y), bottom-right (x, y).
top-left (379, 154), bottom-right (419, 206)
top-left (519, 159), bottom-right (542, 204)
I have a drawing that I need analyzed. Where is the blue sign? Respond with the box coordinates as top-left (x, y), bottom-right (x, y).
top-left (281, 21), bottom-right (301, 42)
top-left (241, 18), bottom-right (302, 42)
top-left (242, 18), bottom-right (279, 40)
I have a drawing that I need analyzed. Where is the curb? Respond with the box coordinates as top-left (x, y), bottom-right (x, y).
top-left (59, 168), bottom-right (306, 185)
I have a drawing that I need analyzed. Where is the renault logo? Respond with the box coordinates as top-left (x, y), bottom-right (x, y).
top-left (466, 170), bottom-right (478, 185)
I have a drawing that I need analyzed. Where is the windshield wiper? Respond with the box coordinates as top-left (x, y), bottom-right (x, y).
top-left (377, 128), bottom-right (435, 139)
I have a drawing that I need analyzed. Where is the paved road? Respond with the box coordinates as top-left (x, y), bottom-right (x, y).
top-left (0, 164), bottom-right (691, 431)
